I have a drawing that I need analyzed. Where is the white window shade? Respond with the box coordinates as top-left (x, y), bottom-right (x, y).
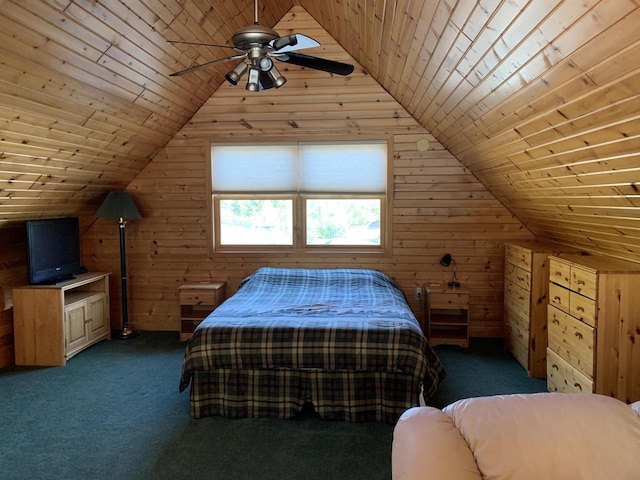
top-left (211, 141), bottom-right (387, 193)
top-left (298, 142), bottom-right (387, 193)
top-left (212, 144), bottom-right (298, 192)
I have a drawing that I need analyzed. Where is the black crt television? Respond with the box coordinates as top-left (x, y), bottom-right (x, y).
top-left (26, 217), bottom-right (82, 285)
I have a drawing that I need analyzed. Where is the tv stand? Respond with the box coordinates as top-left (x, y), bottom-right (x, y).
top-left (13, 272), bottom-right (111, 366)
top-left (34, 274), bottom-right (76, 286)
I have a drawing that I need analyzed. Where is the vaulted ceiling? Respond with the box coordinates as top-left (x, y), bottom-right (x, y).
top-left (1, 0), bottom-right (640, 262)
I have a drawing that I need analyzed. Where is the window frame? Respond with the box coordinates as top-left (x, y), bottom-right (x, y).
top-left (206, 136), bottom-right (393, 256)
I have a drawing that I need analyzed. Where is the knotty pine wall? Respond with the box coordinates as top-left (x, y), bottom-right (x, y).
top-left (83, 9), bottom-right (533, 338)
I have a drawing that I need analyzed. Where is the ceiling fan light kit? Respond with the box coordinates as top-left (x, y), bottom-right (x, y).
top-left (168, 0), bottom-right (354, 91)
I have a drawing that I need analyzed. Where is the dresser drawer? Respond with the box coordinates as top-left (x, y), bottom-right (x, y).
top-left (505, 244), bottom-right (518, 266)
top-left (505, 263), bottom-right (517, 284)
top-left (430, 292), bottom-right (469, 309)
top-left (547, 349), bottom-right (594, 394)
top-left (571, 266), bottom-right (597, 300)
top-left (506, 303), bottom-right (530, 335)
top-left (508, 323), bottom-right (529, 370)
top-left (549, 282), bottom-right (570, 313)
top-left (549, 258), bottom-right (571, 288)
top-left (569, 292), bottom-right (597, 327)
top-left (505, 281), bottom-right (530, 318)
top-left (547, 305), bottom-right (595, 379)
top-left (179, 288), bottom-right (225, 305)
top-left (515, 248), bottom-right (532, 272)
top-left (513, 267), bottom-right (531, 291)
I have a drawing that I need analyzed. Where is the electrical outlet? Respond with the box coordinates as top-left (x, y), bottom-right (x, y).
top-left (415, 287), bottom-right (422, 302)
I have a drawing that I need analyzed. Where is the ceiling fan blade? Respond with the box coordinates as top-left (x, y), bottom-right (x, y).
top-left (167, 39), bottom-right (237, 49)
top-left (169, 54), bottom-right (247, 77)
top-left (277, 52), bottom-right (354, 76)
top-left (271, 34), bottom-right (320, 53)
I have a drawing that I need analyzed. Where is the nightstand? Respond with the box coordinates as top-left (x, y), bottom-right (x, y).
top-left (179, 282), bottom-right (226, 341)
top-left (423, 283), bottom-right (470, 348)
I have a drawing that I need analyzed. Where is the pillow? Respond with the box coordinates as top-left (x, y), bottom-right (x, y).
top-left (444, 393), bottom-right (640, 480)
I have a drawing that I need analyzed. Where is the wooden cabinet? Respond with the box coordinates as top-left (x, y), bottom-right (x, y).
top-left (423, 283), bottom-right (470, 348)
top-left (13, 273), bottom-right (110, 366)
top-left (547, 255), bottom-right (640, 403)
top-left (503, 241), bottom-right (577, 378)
top-left (179, 282), bottom-right (226, 341)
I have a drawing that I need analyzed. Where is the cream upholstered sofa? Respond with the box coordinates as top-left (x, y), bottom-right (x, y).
top-left (392, 393), bottom-right (640, 480)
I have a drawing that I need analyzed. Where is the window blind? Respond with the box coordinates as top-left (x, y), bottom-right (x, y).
top-left (211, 141), bottom-right (387, 193)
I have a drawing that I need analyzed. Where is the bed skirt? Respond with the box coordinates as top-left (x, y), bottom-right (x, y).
top-left (188, 368), bottom-right (422, 424)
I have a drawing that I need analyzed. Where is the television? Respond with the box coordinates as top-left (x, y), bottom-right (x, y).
top-left (26, 217), bottom-right (83, 285)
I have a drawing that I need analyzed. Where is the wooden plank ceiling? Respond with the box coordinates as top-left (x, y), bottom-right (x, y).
top-left (1, 0), bottom-right (640, 263)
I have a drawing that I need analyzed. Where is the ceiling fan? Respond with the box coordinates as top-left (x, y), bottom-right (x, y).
top-left (168, 0), bottom-right (354, 91)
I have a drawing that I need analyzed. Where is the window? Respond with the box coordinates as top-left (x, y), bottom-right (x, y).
top-left (210, 140), bottom-right (390, 252)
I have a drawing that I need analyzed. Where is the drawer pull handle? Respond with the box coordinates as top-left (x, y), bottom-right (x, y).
top-left (574, 383), bottom-right (583, 391)
top-left (552, 363), bottom-right (559, 370)
top-left (553, 296), bottom-right (561, 302)
top-left (577, 279), bottom-right (586, 285)
top-left (553, 271), bottom-right (561, 276)
top-left (575, 332), bottom-right (583, 340)
top-left (576, 306), bottom-right (585, 312)
top-left (552, 319), bottom-right (560, 325)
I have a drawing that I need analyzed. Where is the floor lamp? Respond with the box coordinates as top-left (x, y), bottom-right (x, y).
top-left (95, 191), bottom-right (142, 339)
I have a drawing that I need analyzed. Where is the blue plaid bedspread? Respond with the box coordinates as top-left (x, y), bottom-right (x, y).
top-left (179, 267), bottom-right (445, 420)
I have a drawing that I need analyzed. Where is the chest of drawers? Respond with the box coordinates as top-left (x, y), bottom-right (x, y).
top-left (547, 255), bottom-right (640, 403)
top-left (503, 241), bottom-right (577, 378)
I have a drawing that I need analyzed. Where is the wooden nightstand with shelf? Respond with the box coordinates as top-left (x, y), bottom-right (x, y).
top-left (423, 283), bottom-right (470, 348)
top-left (179, 282), bottom-right (226, 341)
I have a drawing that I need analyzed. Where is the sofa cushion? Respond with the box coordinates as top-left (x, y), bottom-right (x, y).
top-left (444, 393), bottom-right (640, 480)
top-left (393, 406), bottom-right (481, 480)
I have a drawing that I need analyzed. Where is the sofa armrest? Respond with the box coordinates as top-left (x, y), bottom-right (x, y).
top-left (392, 407), bottom-right (481, 480)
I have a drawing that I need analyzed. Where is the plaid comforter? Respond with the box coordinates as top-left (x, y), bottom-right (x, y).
top-left (179, 267), bottom-right (445, 420)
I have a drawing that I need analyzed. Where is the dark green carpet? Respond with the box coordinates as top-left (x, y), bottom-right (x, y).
top-left (0, 333), bottom-right (545, 480)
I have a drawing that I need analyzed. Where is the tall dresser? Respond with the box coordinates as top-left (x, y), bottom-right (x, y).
top-left (503, 241), bottom-right (578, 378)
top-left (547, 254), bottom-right (640, 403)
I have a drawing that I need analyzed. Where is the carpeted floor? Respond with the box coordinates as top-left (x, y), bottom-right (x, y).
top-left (0, 332), bottom-right (545, 480)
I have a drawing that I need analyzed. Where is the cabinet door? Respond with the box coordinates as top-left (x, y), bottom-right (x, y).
top-left (87, 293), bottom-right (109, 340)
top-left (65, 301), bottom-right (88, 355)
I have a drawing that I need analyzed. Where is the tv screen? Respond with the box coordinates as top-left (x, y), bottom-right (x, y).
top-left (26, 217), bottom-right (82, 285)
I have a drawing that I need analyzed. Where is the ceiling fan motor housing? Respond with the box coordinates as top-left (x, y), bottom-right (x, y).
top-left (232, 24), bottom-right (279, 50)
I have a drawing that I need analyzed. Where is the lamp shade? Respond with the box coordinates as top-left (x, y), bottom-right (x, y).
top-left (95, 192), bottom-right (141, 219)
top-left (440, 253), bottom-right (452, 267)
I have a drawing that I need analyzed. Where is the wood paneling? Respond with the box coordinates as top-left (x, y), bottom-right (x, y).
top-left (301, 0), bottom-right (640, 263)
top-left (82, 8), bottom-right (531, 337)
top-left (2, 0), bottom-right (640, 365)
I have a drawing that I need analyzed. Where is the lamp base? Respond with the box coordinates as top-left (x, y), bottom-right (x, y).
top-left (447, 281), bottom-right (461, 288)
top-left (111, 327), bottom-right (140, 340)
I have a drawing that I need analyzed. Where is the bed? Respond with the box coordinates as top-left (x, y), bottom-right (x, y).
top-left (179, 267), bottom-right (445, 424)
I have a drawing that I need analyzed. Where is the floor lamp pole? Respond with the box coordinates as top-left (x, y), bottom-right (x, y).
top-left (112, 217), bottom-right (139, 339)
